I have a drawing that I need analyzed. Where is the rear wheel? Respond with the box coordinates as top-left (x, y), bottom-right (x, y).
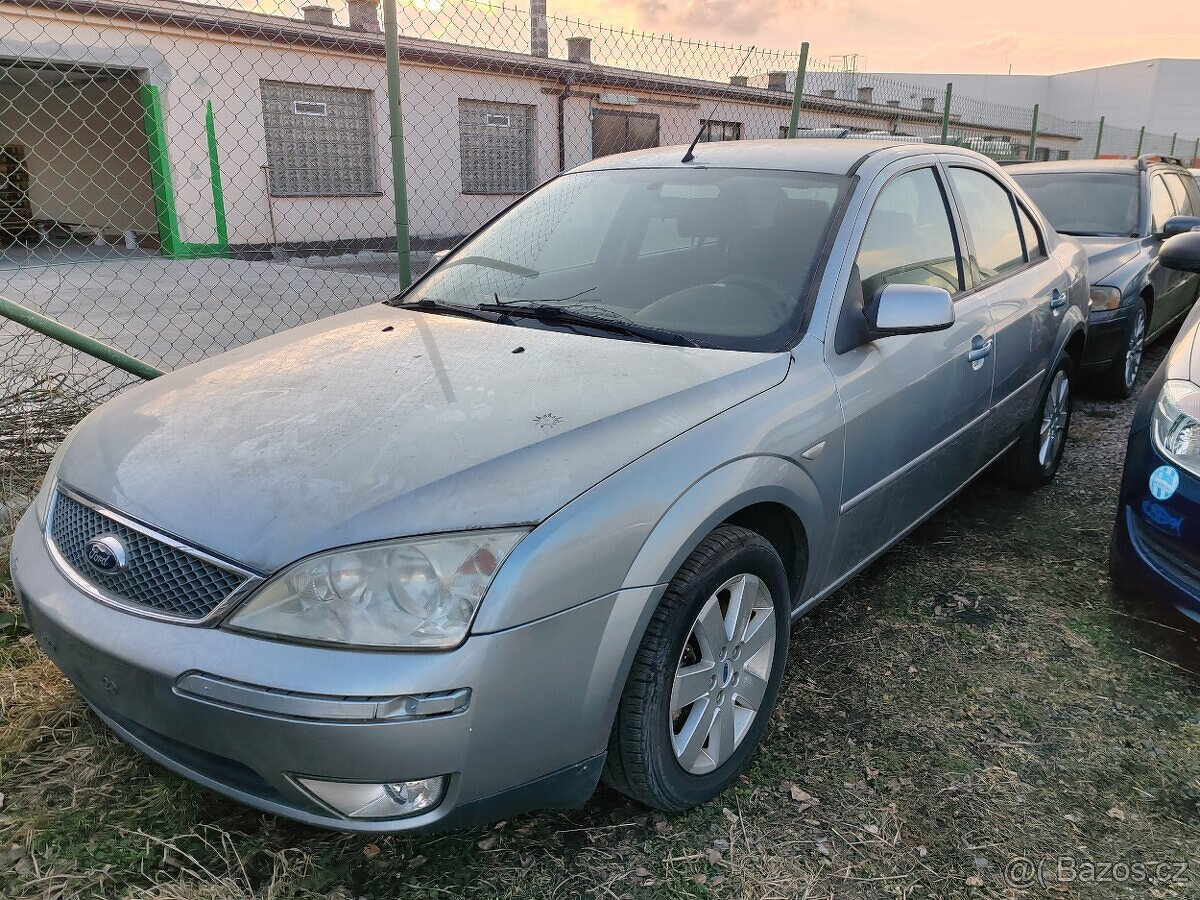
top-left (1095, 299), bottom-right (1146, 399)
top-left (603, 525), bottom-right (790, 811)
top-left (998, 356), bottom-right (1073, 489)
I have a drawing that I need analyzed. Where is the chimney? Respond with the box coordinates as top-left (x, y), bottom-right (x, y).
top-left (820, 88), bottom-right (836, 98)
top-left (856, 86), bottom-right (873, 104)
top-left (886, 99), bottom-right (900, 107)
top-left (347, 0), bottom-right (379, 32)
top-left (729, 75), bottom-right (748, 87)
top-left (566, 36), bottom-right (591, 64)
top-left (530, 0), bottom-right (548, 58)
top-left (302, 4), bottom-right (334, 26)
top-left (766, 71), bottom-right (788, 92)
top-left (920, 96), bottom-right (935, 112)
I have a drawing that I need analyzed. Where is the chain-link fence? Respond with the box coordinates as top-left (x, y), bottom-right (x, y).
top-left (1, 0), bottom-right (1198, 423)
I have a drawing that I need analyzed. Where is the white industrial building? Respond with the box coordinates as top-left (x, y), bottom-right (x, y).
top-left (0, 0), bottom-right (1085, 260)
top-left (873, 59), bottom-right (1200, 145)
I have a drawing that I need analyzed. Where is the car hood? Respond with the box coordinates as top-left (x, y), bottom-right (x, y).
top-left (1165, 300), bottom-right (1200, 384)
top-left (57, 304), bottom-right (789, 573)
top-left (1075, 235), bottom-right (1142, 284)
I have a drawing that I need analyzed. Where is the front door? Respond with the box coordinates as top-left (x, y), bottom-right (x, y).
top-left (826, 163), bottom-right (994, 577)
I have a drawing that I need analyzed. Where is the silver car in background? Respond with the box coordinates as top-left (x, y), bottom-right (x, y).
top-left (10, 140), bottom-right (1087, 832)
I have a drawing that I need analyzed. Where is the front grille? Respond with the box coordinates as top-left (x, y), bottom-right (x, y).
top-left (48, 489), bottom-right (250, 621)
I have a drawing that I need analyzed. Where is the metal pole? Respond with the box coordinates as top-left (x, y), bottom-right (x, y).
top-left (1193, 137), bottom-right (1199, 167)
top-left (383, 0), bottom-right (413, 289)
top-left (940, 82), bottom-right (953, 144)
top-left (1026, 104), bottom-right (1039, 161)
top-left (1170, 132), bottom-right (1178, 156)
top-left (786, 41), bottom-right (809, 138)
top-left (1093, 115), bottom-right (1104, 159)
top-left (1136, 125), bottom-right (1145, 157)
top-left (0, 295), bottom-right (163, 380)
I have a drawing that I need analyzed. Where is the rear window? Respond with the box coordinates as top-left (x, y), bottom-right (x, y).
top-left (1011, 172), bottom-right (1140, 237)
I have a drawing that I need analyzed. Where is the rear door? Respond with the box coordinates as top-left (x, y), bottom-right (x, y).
top-left (943, 164), bottom-right (1066, 460)
top-left (825, 160), bottom-right (994, 576)
top-left (1160, 172), bottom-right (1200, 321)
top-left (1148, 172), bottom-right (1194, 331)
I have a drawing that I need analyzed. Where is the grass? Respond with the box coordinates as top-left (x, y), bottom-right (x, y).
top-left (3, 353), bottom-right (1200, 898)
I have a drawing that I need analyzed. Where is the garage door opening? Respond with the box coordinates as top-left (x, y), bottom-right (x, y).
top-left (0, 60), bottom-right (157, 267)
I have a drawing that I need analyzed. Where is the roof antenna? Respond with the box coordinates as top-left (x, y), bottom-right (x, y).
top-left (682, 44), bottom-right (756, 163)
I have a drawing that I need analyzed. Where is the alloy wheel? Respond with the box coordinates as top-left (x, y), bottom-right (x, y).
top-left (1038, 369), bottom-right (1070, 470)
top-left (670, 573), bottom-right (776, 775)
top-left (1124, 308), bottom-right (1146, 389)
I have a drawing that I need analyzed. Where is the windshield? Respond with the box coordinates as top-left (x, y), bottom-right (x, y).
top-left (1011, 172), bottom-right (1140, 236)
top-left (397, 167), bottom-right (850, 350)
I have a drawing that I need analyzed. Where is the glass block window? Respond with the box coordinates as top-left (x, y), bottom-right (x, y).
top-left (459, 100), bottom-right (536, 195)
top-left (699, 120), bottom-right (742, 142)
top-left (260, 81), bottom-right (378, 196)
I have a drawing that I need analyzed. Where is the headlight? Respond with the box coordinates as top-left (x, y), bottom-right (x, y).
top-left (34, 420), bottom-right (85, 526)
top-left (227, 529), bottom-right (528, 649)
top-left (1152, 379), bottom-right (1200, 476)
top-left (1089, 286), bottom-right (1122, 311)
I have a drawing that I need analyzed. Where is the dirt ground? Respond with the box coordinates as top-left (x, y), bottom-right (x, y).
top-left (2, 340), bottom-right (1199, 899)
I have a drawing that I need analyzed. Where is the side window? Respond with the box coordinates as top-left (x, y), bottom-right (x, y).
top-left (948, 167), bottom-right (1026, 282)
top-left (1164, 173), bottom-right (1194, 217)
top-left (1150, 176), bottom-right (1177, 234)
top-left (855, 167), bottom-right (962, 299)
top-left (1016, 203), bottom-right (1046, 261)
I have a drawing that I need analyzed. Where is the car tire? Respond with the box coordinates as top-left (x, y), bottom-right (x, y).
top-left (602, 525), bottom-right (790, 812)
top-left (998, 355), bottom-right (1074, 489)
top-left (1095, 299), bottom-right (1147, 399)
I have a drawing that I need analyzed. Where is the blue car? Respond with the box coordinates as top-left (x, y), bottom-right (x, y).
top-left (1012, 157), bottom-right (1200, 399)
top-left (1111, 230), bottom-right (1200, 622)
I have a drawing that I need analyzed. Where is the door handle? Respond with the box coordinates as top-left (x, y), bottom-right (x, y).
top-left (968, 336), bottom-right (993, 365)
top-left (1049, 289), bottom-right (1067, 310)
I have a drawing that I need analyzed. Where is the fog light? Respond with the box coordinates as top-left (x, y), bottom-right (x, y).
top-left (295, 774), bottom-right (446, 819)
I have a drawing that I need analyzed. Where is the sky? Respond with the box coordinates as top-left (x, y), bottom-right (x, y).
top-left (537, 0), bottom-right (1197, 74)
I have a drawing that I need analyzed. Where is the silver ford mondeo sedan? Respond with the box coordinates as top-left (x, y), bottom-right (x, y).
top-left (11, 140), bottom-right (1088, 832)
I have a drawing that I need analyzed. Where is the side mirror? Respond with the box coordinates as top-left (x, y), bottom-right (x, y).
top-left (1159, 231), bottom-right (1200, 274)
top-left (868, 284), bottom-right (955, 338)
top-left (1159, 215), bottom-right (1200, 240)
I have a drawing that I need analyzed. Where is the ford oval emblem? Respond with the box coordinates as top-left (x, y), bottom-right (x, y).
top-left (85, 535), bottom-right (128, 573)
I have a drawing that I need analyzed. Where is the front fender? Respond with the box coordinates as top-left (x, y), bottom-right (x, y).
top-left (623, 455), bottom-right (826, 601)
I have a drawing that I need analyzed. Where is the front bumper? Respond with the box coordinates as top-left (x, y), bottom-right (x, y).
top-left (10, 508), bottom-right (653, 832)
top-left (1111, 431), bottom-right (1200, 623)
top-left (1080, 304), bottom-right (1136, 377)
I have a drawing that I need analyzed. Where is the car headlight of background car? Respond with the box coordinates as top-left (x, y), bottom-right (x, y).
top-left (1152, 380), bottom-right (1200, 477)
top-left (1089, 285), bottom-right (1123, 311)
top-left (227, 529), bottom-right (529, 648)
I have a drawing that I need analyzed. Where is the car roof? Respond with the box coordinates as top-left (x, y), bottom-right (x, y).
top-left (570, 139), bottom-right (975, 176)
top-left (1008, 159), bottom-right (1142, 176)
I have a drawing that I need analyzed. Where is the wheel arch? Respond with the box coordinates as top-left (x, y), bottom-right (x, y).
top-left (622, 455), bottom-right (827, 609)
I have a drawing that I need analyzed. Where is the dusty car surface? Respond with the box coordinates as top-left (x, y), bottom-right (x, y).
top-left (11, 140), bottom-right (1087, 832)
top-left (1011, 156), bottom-right (1200, 397)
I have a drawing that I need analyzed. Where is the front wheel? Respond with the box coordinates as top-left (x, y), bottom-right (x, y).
top-left (602, 525), bottom-right (791, 811)
top-left (1095, 299), bottom-right (1146, 399)
top-left (998, 356), bottom-right (1074, 489)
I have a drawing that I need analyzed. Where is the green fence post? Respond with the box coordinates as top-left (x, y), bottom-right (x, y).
top-left (0, 295), bottom-right (163, 380)
top-left (1026, 104), bottom-right (1039, 161)
top-left (1136, 125), bottom-right (1145, 157)
top-left (786, 41), bottom-right (809, 139)
top-left (1193, 137), bottom-right (1199, 166)
top-left (1170, 132), bottom-right (1178, 156)
top-left (1094, 115), bottom-right (1104, 159)
top-left (382, 0), bottom-right (413, 289)
top-left (940, 82), bottom-right (953, 145)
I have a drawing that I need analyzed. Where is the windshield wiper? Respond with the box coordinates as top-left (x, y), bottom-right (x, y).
top-left (477, 301), bottom-right (700, 347)
top-left (391, 297), bottom-right (509, 323)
